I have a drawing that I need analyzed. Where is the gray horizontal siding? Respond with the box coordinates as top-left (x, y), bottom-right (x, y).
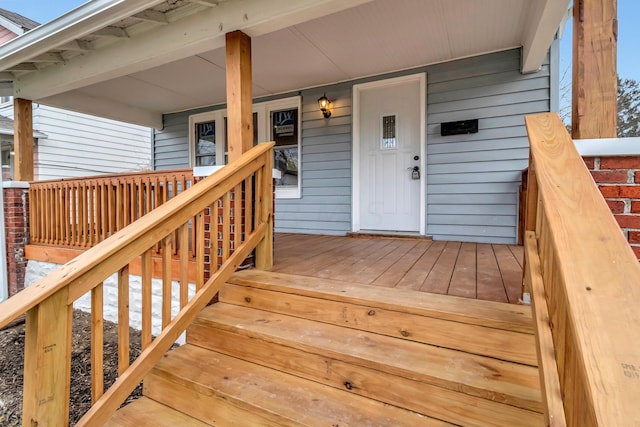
top-left (426, 48), bottom-right (550, 244)
top-left (154, 46), bottom-right (552, 243)
top-left (276, 85), bottom-right (352, 234)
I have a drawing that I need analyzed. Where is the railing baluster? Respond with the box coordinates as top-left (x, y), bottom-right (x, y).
top-left (137, 176), bottom-right (144, 219)
top-left (71, 183), bottom-right (77, 247)
top-left (141, 249), bottom-right (152, 350)
top-left (81, 182), bottom-right (88, 247)
top-left (118, 265), bottom-right (130, 375)
top-left (53, 185), bottom-right (59, 245)
top-left (222, 192), bottom-right (231, 263)
top-left (64, 185), bottom-right (70, 244)
top-left (179, 223), bottom-right (189, 309)
top-left (88, 181), bottom-right (95, 247)
top-left (196, 211), bottom-right (205, 291)
top-left (130, 177), bottom-right (137, 223)
top-left (91, 282), bottom-right (104, 403)
top-left (162, 236), bottom-right (172, 329)
top-left (234, 184), bottom-right (241, 251)
top-left (244, 176), bottom-right (252, 236)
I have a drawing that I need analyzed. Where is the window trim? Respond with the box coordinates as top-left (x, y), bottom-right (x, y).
top-left (188, 96), bottom-right (301, 199)
top-left (266, 96), bottom-right (301, 199)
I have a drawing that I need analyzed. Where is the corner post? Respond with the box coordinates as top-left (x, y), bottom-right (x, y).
top-left (14, 98), bottom-right (34, 182)
top-left (225, 30), bottom-right (253, 162)
top-left (571, 0), bottom-right (618, 138)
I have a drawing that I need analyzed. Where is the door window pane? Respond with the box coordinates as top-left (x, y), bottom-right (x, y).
top-left (195, 120), bottom-right (216, 166)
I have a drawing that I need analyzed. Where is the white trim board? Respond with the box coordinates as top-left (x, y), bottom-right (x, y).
top-left (574, 137), bottom-right (640, 157)
top-left (352, 72), bottom-right (427, 235)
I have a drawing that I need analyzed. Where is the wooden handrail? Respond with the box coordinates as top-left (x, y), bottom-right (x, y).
top-left (523, 113), bottom-right (640, 425)
top-left (0, 142), bottom-right (274, 425)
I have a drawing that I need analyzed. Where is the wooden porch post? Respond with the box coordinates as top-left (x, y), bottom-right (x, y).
top-left (14, 98), bottom-right (34, 182)
top-left (225, 30), bottom-right (253, 162)
top-left (571, 0), bottom-right (618, 138)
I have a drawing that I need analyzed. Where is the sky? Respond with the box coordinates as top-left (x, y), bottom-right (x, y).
top-left (1, 0), bottom-right (638, 82)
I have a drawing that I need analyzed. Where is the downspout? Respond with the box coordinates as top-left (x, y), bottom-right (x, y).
top-left (0, 182), bottom-right (7, 302)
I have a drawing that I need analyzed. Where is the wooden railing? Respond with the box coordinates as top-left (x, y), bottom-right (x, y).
top-left (0, 142), bottom-right (274, 426)
top-left (523, 113), bottom-right (640, 426)
top-left (29, 168), bottom-right (195, 253)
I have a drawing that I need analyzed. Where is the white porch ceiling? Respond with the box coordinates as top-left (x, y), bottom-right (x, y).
top-left (0, 0), bottom-right (569, 128)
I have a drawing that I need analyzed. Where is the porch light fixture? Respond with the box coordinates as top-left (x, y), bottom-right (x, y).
top-left (318, 94), bottom-right (332, 118)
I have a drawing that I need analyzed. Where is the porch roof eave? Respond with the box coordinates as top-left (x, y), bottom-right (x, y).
top-left (0, 0), bottom-right (569, 129)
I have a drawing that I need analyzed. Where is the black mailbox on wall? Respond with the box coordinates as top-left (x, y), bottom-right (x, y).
top-left (440, 119), bottom-right (479, 136)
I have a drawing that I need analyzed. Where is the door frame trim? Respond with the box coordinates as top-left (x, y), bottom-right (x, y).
top-left (352, 72), bottom-right (427, 234)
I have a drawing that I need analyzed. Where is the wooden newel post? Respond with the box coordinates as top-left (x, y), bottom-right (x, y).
top-left (255, 151), bottom-right (273, 270)
top-left (22, 289), bottom-right (73, 426)
top-left (14, 98), bottom-right (34, 182)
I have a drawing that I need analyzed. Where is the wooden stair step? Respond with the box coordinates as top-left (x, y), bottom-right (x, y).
top-left (227, 270), bottom-right (534, 333)
top-left (188, 303), bottom-right (544, 426)
top-left (105, 396), bottom-right (209, 426)
top-left (221, 275), bottom-right (537, 366)
top-left (144, 343), bottom-right (451, 426)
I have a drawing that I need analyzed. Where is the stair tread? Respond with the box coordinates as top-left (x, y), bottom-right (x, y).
top-left (191, 303), bottom-right (542, 413)
top-left (105, 396), bottom-right (209, 426)
top-left (228, 270), bottom-right (533, 333)
top-left (220, 281), bottom-right (538, 366)
top-left (148, 343), bottom-right (453, 427)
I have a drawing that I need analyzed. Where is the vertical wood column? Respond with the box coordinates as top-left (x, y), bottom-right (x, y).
top-left (14, 98), bottom-right (34, 182)
top-left (572, 0), bottom-right (618, 138)
top-left (225, 30), bottom-right (253, 162)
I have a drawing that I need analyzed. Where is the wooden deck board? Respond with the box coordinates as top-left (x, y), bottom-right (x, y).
top-left (448, 242), bottom-right (477, 299)
top-left (477, 244), bottom-right (509, 303)
top-left (274, 234), bottom-right (524, 304)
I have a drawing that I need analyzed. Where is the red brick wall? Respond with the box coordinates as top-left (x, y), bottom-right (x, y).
top-left (584, 156), bottom-right (640, 258)
top-left (3, 186), bottom-right (29, 296)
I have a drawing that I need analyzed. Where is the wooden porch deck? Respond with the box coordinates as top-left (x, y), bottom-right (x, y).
top-left (272, 233), bottom-right (524, 304)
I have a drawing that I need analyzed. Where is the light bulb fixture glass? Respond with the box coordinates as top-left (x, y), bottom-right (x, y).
top-left (317, 94), bottom-right (332, 118)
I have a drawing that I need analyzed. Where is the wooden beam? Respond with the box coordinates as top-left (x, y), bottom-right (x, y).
top-left (92, 26), bottom-right (129, 38)
top-left (572, 0), bottom-right (618, 138)
top-left (521, 0), bottom-right (571, 73)
top-left (131, 10), bottom-right (169, 25)
top-left (30, 53), bottom-right (65, 63)
top-left (225, 30), bottom-right (253, 162)
top-left (14, 98), bottom-right (34, 182)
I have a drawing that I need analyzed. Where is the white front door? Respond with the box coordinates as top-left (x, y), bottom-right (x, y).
top-left (355, 74), bottom-right (424, 233)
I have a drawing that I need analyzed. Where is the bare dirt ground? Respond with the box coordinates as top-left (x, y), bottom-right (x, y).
top-left (0, 310), bottom-right (143, 426)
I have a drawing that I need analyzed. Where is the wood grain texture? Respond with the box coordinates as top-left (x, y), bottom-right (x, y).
top-left (105, 397), bottom-right (210, 427)
top-left (525, 232), bottom-right (566, 427)
top-left (117, 266), bottom-right (130, 376)
top-left (189, 304), bottom-right (543, 424)
top-left (229, 269), bottom-right (534, 334)
top-left (571, 0), bottom-right (617, 139)
top-left (145, 345), bottom-right (450, 427)
top-left (13, 98), bottom-right (33, 182)
top-left (526, 112), bottom-right (640, 425)
top-left (219, 282), bottom-right (537, 365)
top-left (225, 30), bottom-right (253, 162)
top-left (22, 289), bottom-right (72, 426)
top-left (91, 283), bottom-right (104, 403)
